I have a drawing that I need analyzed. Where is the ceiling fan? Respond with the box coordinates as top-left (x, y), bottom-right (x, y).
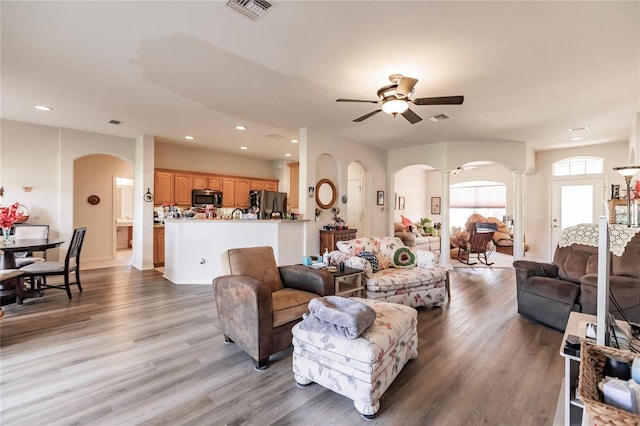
top-left (336, 74), bottom-right (464, 124)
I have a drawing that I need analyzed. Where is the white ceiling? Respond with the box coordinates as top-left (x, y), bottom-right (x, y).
top-left (2, 1), bottom-right (639, 162)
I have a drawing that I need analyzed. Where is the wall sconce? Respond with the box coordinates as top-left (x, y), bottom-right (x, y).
top-left (22, 186), bottom-right (33, 192)
top-left (613, 165), bottom-right (640, 227)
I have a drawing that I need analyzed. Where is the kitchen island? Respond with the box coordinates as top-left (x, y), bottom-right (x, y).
top-left (162, 219), bottom-right (310, 284)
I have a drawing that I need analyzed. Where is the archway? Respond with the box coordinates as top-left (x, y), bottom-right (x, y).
top-left (73, 154), bottom-right (133, 268)
top-left (347, 162), bottom-right (365, 237)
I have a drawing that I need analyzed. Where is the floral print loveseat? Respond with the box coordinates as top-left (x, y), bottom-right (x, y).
top-left (328, 236), bottom-right (448, 308)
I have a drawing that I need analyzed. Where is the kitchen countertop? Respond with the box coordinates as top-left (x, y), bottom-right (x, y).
top-left (163, 218), bottom-right (309, 223)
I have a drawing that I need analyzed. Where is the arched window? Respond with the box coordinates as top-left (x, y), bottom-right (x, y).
top-left (552, 156), bottom-right (603, 176)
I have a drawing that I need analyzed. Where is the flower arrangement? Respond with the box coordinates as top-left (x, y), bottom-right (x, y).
top-left (0, 202), bottom-right (24, 233)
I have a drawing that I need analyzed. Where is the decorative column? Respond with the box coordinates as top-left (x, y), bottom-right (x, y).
top-left (513, 170), bottom-right (525, 260)
top-left (439, 170), bottom-right (451, 269)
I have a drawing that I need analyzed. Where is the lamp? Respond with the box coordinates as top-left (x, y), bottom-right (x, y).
top-left (613, 165), bottom-right (640, 227)
top-left (382, 99), bottom-right (408, 117)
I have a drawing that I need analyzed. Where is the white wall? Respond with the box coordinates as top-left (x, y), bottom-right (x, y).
top-left (394, 165), bottom-right (429, 223)
top-left (1, 119), bottom-right (136, 261)
top-left (155, 141), bottom-right (278, 178)
top-left (1, 120), bottom-right (61, 254)
top-left (300, 128), bottom-right (387, 255)
top-left (526, 141), bottom-right (629, 261)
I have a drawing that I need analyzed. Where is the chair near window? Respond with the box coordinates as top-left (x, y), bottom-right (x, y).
top-left (457, 222), bottom-right (498, 265)
top-left (19, 227), bottom-right (86, 300)
top-left (13, 224), bottom-right (49, 267)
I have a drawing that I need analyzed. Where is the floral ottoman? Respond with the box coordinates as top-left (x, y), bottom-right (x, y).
top-left (292, 298), bottom-right (418, 419)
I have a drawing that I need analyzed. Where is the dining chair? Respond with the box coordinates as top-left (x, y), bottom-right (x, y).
top-left (19, 227), bottom-right (86, 300)
top-left (13, 224), bottom-right (49, 267)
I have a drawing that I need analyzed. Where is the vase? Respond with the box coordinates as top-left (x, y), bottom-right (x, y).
top-left (2, 227), bottom-right (10, 242)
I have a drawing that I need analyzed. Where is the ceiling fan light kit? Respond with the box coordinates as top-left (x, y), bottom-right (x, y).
top-left (382, 99), bottom-right (409, 116)
top-left (337, 74), bottom-right (464, 124)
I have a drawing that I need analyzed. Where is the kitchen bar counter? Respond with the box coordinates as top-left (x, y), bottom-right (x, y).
top-left (162, 219), bottom-right (309, 284)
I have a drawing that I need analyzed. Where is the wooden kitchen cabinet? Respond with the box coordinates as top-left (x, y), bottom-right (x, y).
top-left (154, 171), bottom-right (174, 205)
top-left (192, 175), bottom-right (208, 189)
top-left (250, 180), bottom-right (264, 191)
top-left (208, 176), bottom-right (222, 191)
top-left (319, 229), bottom-right (357, 254)
top-left (222, 178), bottom-right (235, 207)
top-left (174, 173), bottom-right (192, 206)
top-left (250, 179), bottom-right (278, 192)
top-left (222, 178), bottom-right (250, 207)
top-left (234, 179), bottom-right (250, 208)
top-left (154, 168), bottom-right (278, 207)
top-left (154, 227), bottom-right (165, 266)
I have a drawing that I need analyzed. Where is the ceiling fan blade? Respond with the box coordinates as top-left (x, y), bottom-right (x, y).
top-left (412, 95), bottom-right (464, 105)
top-left (336, 99), bottom-right (379, 104)
top-left (395, 77), bottom-right (418, 99)
top-left (353, 109), bottom-right (382, 122)
top-left (401, 108), bottom-right (422, 124)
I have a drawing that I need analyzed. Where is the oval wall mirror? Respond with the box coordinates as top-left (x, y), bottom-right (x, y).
top-left (316, 178), bottom-right (337, 209)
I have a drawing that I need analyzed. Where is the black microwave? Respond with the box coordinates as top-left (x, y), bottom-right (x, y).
top-left (192, 189), bottom-right (223, 207)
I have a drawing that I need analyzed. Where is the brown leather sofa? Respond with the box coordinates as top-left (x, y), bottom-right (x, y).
top-left (212, 246), bottom-right (333, 369)
top-left (514, 232), bottom-right (640, 331)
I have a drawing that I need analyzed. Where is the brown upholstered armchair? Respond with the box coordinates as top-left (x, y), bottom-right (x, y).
top-left (212, 246), bottom-right (333, 370)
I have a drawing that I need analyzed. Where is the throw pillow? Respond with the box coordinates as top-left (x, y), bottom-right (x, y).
top-left (357, 251), bottom-right (379, 273)
top-left (401, 215), bottom-right (413, 229)
top-left (392, 247), bottom-right (417, 269)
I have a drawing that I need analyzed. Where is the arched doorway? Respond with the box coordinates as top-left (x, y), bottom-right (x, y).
top-left (73, 154), bottom-right (134, 269)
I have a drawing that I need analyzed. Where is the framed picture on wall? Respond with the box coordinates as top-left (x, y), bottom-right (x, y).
top-left (398, 196), bottom-right (405, 210)
top-left (376, 190), bottom-right (385, 206)
top-left (431, 197), bottom-right (441, 215)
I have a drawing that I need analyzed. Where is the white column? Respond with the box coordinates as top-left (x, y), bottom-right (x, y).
top-left (439, 170), bottom-right (451, 269)
top-left (132, 135), bottom-right (155, 270)
top-left (513, 170), bottom-right (525, 260)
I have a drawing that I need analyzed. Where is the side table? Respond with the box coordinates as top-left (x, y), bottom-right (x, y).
top-left (331, 266), bottom-right (364, 297)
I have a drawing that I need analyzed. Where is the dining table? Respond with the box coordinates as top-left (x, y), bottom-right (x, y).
top-left (0, 238), bottom-right (65, 304)
top-left (0, 237), bottom-right (65, 269)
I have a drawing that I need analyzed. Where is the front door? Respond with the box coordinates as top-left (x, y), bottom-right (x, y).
top-left (550, 178), bottom-right (605, 254)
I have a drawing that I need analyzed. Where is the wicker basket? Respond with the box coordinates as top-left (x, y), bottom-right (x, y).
top-left (578, 340), bottom-right (640, 425)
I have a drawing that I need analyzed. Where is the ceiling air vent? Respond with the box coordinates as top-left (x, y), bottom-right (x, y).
top-left (226, 0), bottom-right (275, 21)
top-left (266, 133), bottom-right (284, 139)
top-left (427, 113), bottom-right (450, 122)
top-left (108, 119), bottom-right (122, 125)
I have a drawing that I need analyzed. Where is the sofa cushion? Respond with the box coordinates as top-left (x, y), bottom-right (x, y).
top-left (365, 266), bottom-right (448, 292)
top-left (358, 251), bottom-right (379, 273)
top-left (392, 247), bottom-right (416, 268)
top-left (272, 288), bottom-right (318, 328)
top-left (336, 237), bottom-right (379, 256)
top-left (374, 236), bottom-right (405, 266)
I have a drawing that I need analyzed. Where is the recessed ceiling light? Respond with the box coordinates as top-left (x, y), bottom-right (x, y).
top-left (291, 139), bottom-right (298, 143)
top-left (185, 136), bottom-right (194, 140)
top-left (240, 146), bottom-right (248, 150)
top-left (571, 137), bottom-right (584, 141)
top-left (235, 125), bottom-right (246, 130)
top-left (569, 127), bottom-right (589, 132)
top-left (35, 105), bottom-right (52, 111)
top-left (284, 153), bottom-right (292, 157)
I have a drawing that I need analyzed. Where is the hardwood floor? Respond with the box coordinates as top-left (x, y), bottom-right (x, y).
top-left (0, 266), bottom-right (564, 425)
